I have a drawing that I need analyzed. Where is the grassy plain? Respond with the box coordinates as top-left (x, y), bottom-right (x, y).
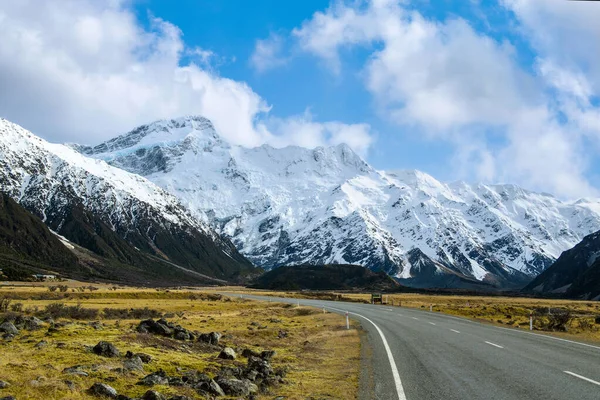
top-left (0, 282), bottom-right (360, 399)
top-left (220, 288), bottom-right (600, 343)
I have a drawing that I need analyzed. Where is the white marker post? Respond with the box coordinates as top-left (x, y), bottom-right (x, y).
top-left (297, 300), bottom-right (300, 308)
top-left (346, 311), bottom-right (350, 330)
top-left (530, 311), bottom-right (533, 331)
top-left (323, 306), bottom-right (326, 314)
top-left (430, 304), bottom-right (433, 312)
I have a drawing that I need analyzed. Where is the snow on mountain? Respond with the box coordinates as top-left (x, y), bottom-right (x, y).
top-left (0, 118), bottom-right (253, 282)
top-left (78, 116), bottom-right (600, 288)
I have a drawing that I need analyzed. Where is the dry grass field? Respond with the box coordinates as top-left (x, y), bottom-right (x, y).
top-left (222, 288), bottom-right (600, 343)
top-left (0, 282), bottom-right (360, 399)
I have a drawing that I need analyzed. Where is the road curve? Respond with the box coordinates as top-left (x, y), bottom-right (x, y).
top-left (226, 293), bottom-right (600, 400)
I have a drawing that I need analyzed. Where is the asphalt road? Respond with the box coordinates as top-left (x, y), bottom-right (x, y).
top-left (227, 293), bottom-right (600, 400)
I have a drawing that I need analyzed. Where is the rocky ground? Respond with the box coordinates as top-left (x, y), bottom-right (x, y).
top-left (0, 287), bottom-right (360, 399)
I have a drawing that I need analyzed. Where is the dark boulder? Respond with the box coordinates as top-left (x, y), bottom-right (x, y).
top-left (93, 341), bottom-right (120, 358)
top-left (197, 332), bottom-right (221, 345)
top-left (141, 390), bottom-right (166, 400)
top-left (126, 351), bottom-right (152, 364)
top-left (88, 382), bottom-right (118, 398)
top-left (214, 377), bottom-right (258, 397)
top-left (138, 370), bottom-right (169, 386)
top-left (218, 347), bottom-right (236, 360)
top-left (0, 322), bottom-right (18, 336)
top-left (123, 356), bottom-right (144, 372)
top-left (241, 348), bottom-right (260, 358)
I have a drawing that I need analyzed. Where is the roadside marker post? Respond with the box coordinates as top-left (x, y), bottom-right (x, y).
top-left (346, 311), bottom-right (349, 330)
top-left (430, 305), bottom-right (432, 312)
top-left (530, 311), bottom-right (533, 331)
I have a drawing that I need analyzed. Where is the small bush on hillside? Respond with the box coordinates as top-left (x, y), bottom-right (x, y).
top-left (41, 303), bottom-right (99, 320)
top-left (0, 297), bottom-right (11, 312)
top-left (545, 309), bottom-right (573, 332)
top-left (578, 318), bottom-right (594, 331)
top-left (0, 312), bottom-right (21, 323)
top-left (10, 303), bottom-right (23, 313)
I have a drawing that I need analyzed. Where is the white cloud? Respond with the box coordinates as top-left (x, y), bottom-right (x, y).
top-left (266, 112), bottom-right (374, 156)
top-left (290, 0), bottom-right (600, 198)
top-left (250, 33), bottom-right (288, 72)
top-left (0, 0), bottom-right (373, 156)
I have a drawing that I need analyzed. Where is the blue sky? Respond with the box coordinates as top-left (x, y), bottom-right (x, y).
top-left (1, 0), bottom-right (600, 198)
top-left (133, 0), bottom-right (497, 176)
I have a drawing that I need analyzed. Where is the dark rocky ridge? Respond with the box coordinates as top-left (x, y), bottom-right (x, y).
top-left (524, 230), bottom-right (600, 300)
top-left (0, 192), bottom-right (79, 279)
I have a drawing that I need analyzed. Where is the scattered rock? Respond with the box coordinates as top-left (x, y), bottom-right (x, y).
top-left (138, 371), bottom-right (169, 386)
top-left (0, 396), bottom-right (16, 400)
top-left (168, 396), bottom-right (193, 400)
top-left (197, 332), bottom-right (221, 345)
top-left (167, 377), bottom-right (184, 386)
top-left (215, 377), bottom-right (258, 396)
top-left (269, 318), bottom-right (282, 323)
top-left (0, 381), bottom-right (9, 389)
top-left (22, 316), bottom-right (44, 331)
top-left (123, 356), bottom-right (144, 372)
top-left (141, 390), bottom-right (166, 400)
top-left (93, 341), bottom-right (120, 358)
top-left (241, 348), bottom-right (260, 358)
top-left (88, 382), bottom-right (118, 398)
top-left (63, 366), bottom-right (89, 377)
top-left (174, 330), bottom-right (189, 341)
top-left (137, 319), bottom-right (173, 336)
top-left (125, 351), bottom-right (153, 364)
top-left (218, 347), bottom-right (236, 360)
top-left (0, 322), bottom-right (19, 336)
top-left (56, 342), bottom-right (67, 349)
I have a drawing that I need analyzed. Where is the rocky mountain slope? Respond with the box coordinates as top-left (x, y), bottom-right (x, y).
top-left (0, 191), bottom-right (79, 280)
top-left (75, 116), bottom-right (600, 289)
top-left (0, 118), bottom-right (256, 285)
top-left (524, 230), bottom-right (600, 300)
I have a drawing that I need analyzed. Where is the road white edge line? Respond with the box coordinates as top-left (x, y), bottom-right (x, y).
top-left (429, 322), bottom-right (436, 326)
top-left (412, 317), bottom-right (419, 320)
top-left (485, 341), bottom-right (504, 349)
top-left (564, 371), bottom-right (600, 386)
top-left (496, 326), bottom-right (600, 351)
top-left (327, 306), bottom-right (407, 400)
top-left (450, 329), bottom-right (460, 334)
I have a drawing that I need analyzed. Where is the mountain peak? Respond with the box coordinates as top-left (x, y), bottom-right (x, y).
top-left (81, 115), bottom-right (221, 156)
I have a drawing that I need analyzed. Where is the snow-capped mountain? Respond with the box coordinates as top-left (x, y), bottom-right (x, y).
top-left (76, 116), bottom-right (600, 288)
top-left (0, 118), bottom-right (254, 284)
